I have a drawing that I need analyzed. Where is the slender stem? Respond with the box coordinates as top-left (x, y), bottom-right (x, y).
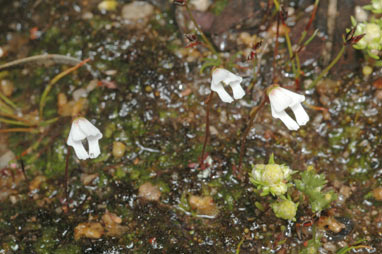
top-left (308, 45), bottom-right (345, 89)
top-left (39, 58), bottom-right (90, 119)
top-left (19, 157), bottom-right (28, 181)
top-left (65, 146), bottom-right (70, 205)
top-left (0, 117), bottom-right (33, 126)
top-left (284, 31), bottom-right (297, 76)
top-left (0, 128), bottom-right (37, 133)
top-left (238, 96), bottom-right (267, 171)
top-left (185, 3), bottom-right (220, 61)
top-left (199, 91), bottom-right (214, 167)
top-left (0, 91), bottom-right (18, 110)
top-left (272, 13), bottom-right (280, 83)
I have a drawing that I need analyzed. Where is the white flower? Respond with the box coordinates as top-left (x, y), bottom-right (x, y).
top-left (67, 117), bottom-right (103, 160)
top-left (210, 68), bottom-right (245, 103)
top-left (268, 86), bottom-right (309, 131)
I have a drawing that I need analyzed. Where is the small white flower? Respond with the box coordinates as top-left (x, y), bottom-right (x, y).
top-left (67, 117), bottom-right (103, 160)
top-left (210, 68), bottom-right (245, 103)
top-left (268, 85), bottom-right (309, 131)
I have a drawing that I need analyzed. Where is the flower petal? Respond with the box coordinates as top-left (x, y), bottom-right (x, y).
top-left (291, 103), bottom-right (309, 126)
top-left (268, 87), bottom-right (294, 113)
top-left (69, 120), bottom-right (87, 142)
top-left (277, 87), bottom-right (305, 106)
top-left (230, 81), bottom-right (245, 100)
top-left (68, 138), bottom-right (89, 160)
top-left (211, 82), bottom-right (234, 103)
top-left (78, 118), bottom-right (102, 139)
top-left (87, 136), bottom-right (101, 159)
top-left (211, 68), bottom-right (241, 87)
top-left (271, 107), bottom-right (300, 131)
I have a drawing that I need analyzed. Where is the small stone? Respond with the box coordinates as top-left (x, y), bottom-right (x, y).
top-left (138, 182), bottom-right (161, 201)
top-left (29, 176), bottom-right (46, 192)
top-left (372, 77), bottom-right (382, 89)
top-left (375, 90), bottom-right (382, 101)
top-left (74, 222), bottom-right (104, 240)
top-left (72, 88), bottom-right (88, 101)
top-left (362, 66), bottom-right (373, 76)
top-left (122, 1), bottom-right (154, 21)
top-left (190, 0), bottom-right (211, 12)
top-left (189, 195), bottom-right (218, 217)
top-left (80, 173), bottom-right (99, 185)
top-left (98, 0), bottom-right (118, 12)
top-left (57, 93), bottom-right (67, 108)
top-left (373, 187), bottom-right (382, 201)
top-left (112, 141), bottom-right (126, 158)
top-left (0, 79), bottom-right (14, 97)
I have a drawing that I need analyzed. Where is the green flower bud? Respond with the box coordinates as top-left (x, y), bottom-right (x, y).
top-left (250, 162), bottom-right (293, 196)
top-left (271, 199), bottom-right (298, 221)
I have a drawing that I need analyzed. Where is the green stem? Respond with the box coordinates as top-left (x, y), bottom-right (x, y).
top-left (0, 117), bottom-right (33, 126)
top-left (285, 32), bottom-right (297, 77)
top-left (0, 91), bottom-right (18, 110)
top-left (308, 45), bottom-right (345, 89)
top-left (185, 4), bottom-right (220, 60)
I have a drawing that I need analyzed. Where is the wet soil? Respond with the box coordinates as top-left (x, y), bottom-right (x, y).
top-left (0, 0), bottom-right (382, 253)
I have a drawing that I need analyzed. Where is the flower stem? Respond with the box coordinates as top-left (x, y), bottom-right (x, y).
top-left (185, 3), bottom-right (220, 61)
top-left (39, 58), bottom-right (90, 119)
top-left (199, 91), bottom-right (214, 167)
top-left (238, 95), bottom-right (267, 172)
top-left (308, 45), bottom-right (345, 89)
top-left (65, 146), bottom-right (70, 205)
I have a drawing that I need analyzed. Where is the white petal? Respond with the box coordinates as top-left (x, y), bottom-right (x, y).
top-left (271, 107), bottom-right (300, 131)
top-left (291, 103), bottom-right (309, 126)
top-left (230, 81), bottom-right (245, 100)
top-left (68, 138), bottom-right (89, 160)
top-left (211, 68), bottom-right (241, 88)
top-left (78, 118), bottom-right (102, 139)
top-left (268, 87), bottom-right (294, 112)
top-left (278, 87), bottom-right (305, 106)
top-left (211, 82), bottom-right (234, 103)
top-left (69, 120), bottom-right (87, 142)
top-left (87, 136), bottom-right (101, 159)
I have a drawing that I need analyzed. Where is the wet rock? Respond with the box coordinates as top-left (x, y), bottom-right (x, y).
top-left (138, 182), bottom-right (161, 201)
top-left (175, 0), bottom-right (266, 51)
top-left (122, 1), bottom-right (155, 21)
top-left (188, 195), bottom-right (218, 217)
top-left (74, 222), bottom-right (104, 240)
top-left (112, 141), bottom-right (126, 158)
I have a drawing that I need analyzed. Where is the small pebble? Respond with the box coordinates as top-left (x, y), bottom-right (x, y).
top-left (362, 66), bottom-right (373, 76)
top-left (98, 0), bottom-right (118, 12)
top-left (122, 1), bottom-right (154, 21)
top-left (190, 0), bottom-right (211, 12)
top-left (112, 141), bottom-right (126, 158)
top-left (189, 195), bottom-right (218, 217)
top-left (29, 176), bottom-right (46, 192)
top-left (74, 222), bottom-right (104, 240)
top-left (0, 79), bottom-right (14, 97)
top-left (372, 187), bottom-right (382, 201)
top-left (139, 182), bottom-right (161, 201)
